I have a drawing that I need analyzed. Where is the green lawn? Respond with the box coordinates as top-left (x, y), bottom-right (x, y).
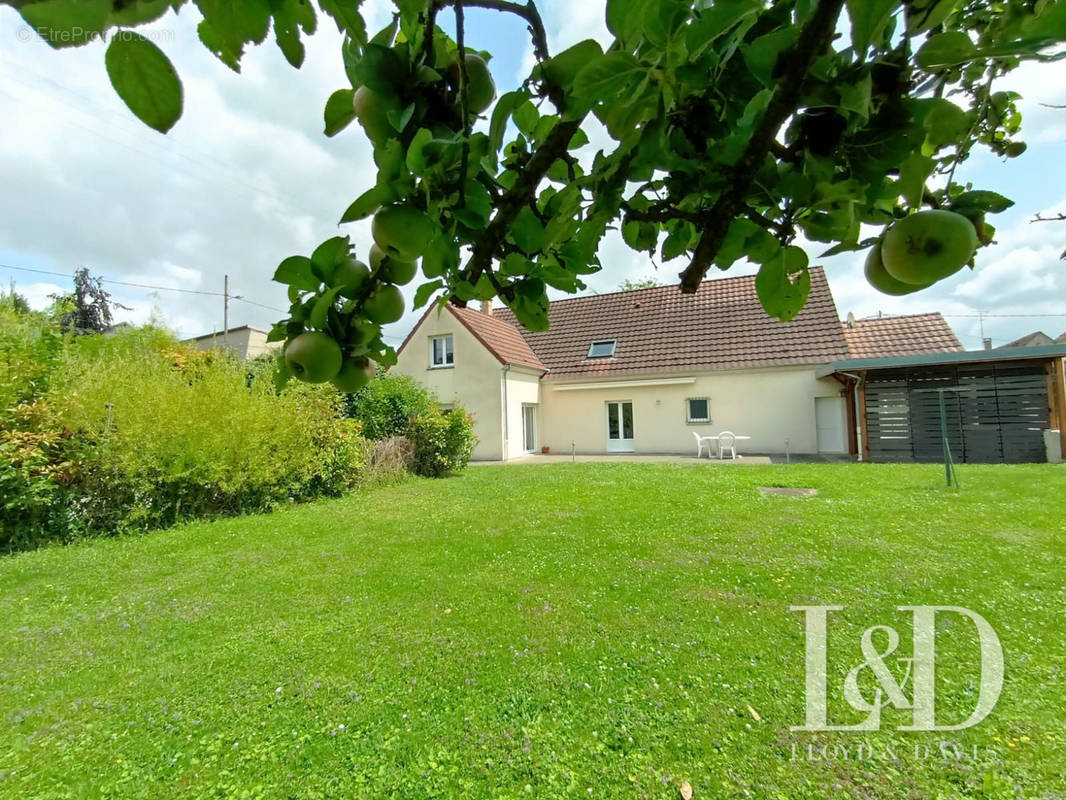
top-left (1, 463), bottom-right (1064, 799)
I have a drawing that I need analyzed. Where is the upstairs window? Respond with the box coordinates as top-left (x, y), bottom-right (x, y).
top-left (687, 397), bottom-right (711, 424)
top-left (430, 335), bottom-right (454, 368)
top-left (587, 340), bottom-right (616, 358)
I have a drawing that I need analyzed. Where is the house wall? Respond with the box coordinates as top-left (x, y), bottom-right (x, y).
top-left (188, 328), bottom-right (280, 360)
top-left (538, 366), bottom-right (843, 455)
top-left (392, 308), bottom-right (506, 460)
top-left (502, 368), bottom-right (542, 460)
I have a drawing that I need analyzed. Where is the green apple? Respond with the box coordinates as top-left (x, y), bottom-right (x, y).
top-left (352, 86), bottom-right (399, 145)
top-left (864, 242), bottom-right (931, 296)
top-left (284, 332), bottom-right (343, 383)
top-left (367, 244), bottom-right (418, 286)
top-left (881, 210), bottom-right (978, 285)
top-left (331, 357), bottom-right (375, 393)
top-left (333, 257), bottom-right (370, 299)
top-left (371, 205), bottom-right (434, 261)
top-left (448, 54), bottom-right (496, 114)
top-left (363, 284), bottom-right (405, 324)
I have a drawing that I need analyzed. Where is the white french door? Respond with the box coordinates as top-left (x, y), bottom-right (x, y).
top-left (606, 401), bottom-right (634, 452)
top-left (522, 404), bottom-right (537, 453)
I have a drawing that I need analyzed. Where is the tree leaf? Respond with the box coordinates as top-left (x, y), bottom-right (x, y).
top-left (490, 90), bottom-right (528, 154)
top-left (19, 0), bottom-right (111, 48)
top-left (572, 52), bottom-right (644, 105)
top-left (421, 236), bottom-right (459, 278)
top-left (916, 31), bottom-right (977, 70)
top-left (898, 152), bottom-right (935, 209)
top-left (742, 29), bottom-right (796, 87)
top-left (922, 98), bottom-right (971, 150)
top-left (606, 0), bottom-right (643, 46)
top-left (195, 0), bottom-right (272, 72)
top-left (354, 43), bottom-right (406, 92)
top-left (539, 39), bottom-right (603, 94)
top-left (405, 127), bottom-right (435, 175)
top-left (310, 287), bottom-right (342, 329)
top-left (413, 280), bottom-right (444, 309)
top-left (318, 0), bottom-right (367, 46)
top-left (340, 186), bottom-right (388, 223)
top-left (513, 101), bottom-right (540, 138)
top-left (511, 207), bottom-right (547, 253)
top-left (311, 236), bottom-right (350, 283)
top-left (755, 247), bottom-right (810, 322)
top-left (104, 33), bottom-right (184, 133)
top-left (323, 88), bottom-right (356, 136)
top-left (272, 0), bottom-right (316, 68)
top-left (952, 190), bottom-right (1014, 214)
top-left (844, 0), bottom-right (898, 55)
top-left (273, 256), bottom-right (320, 292)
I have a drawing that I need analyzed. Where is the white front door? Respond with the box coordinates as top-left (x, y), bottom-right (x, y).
top-left (522, 404), bottom-right (537, 453)
top-left (606, 401), bottom-right (634, 452)
top-left (815, 396), bottom-right (847, 453)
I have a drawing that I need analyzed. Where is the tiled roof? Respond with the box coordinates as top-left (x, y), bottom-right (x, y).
top-left (999, 331), bottom-right (1055, 349)
top-left (447, 305), bottom-right (545, 370)
top-left (491, 267), bottom-right (851, 378)
top-left (842, 313), bottom-right (963, 359)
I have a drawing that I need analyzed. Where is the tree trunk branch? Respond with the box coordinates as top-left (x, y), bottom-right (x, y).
top-left (678, 0), bottom-right (846, 293)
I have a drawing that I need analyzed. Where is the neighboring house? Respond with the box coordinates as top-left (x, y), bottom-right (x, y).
top-left (394, 268), bottom-right (975, 461)
top-left (183, 325), bottom-right (281, 360)
top-left (998, 331), bottom-right (1059, 349)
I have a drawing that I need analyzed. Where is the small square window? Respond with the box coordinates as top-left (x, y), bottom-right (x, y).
top-left (430, 335), bottom-right (454, 367)
top-left (587, 340), bottom-right (616, 358)
top-left (687, 397), bottom-right (710, 423)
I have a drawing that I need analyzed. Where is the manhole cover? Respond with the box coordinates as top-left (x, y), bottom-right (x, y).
top-left (758, 487), bottom-right (819, 497)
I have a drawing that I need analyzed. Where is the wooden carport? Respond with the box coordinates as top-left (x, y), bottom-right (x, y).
top-left (817, 345), bottom-right (1066, 464)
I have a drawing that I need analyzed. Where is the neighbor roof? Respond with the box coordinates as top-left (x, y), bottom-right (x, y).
top-left (492, 267), bottom-right (851, 378)
top-left (447, 305), bottom-right (545, 370)
top-left (842, 313), bottom-right (963, 359)
top-left (999, 331), bottom-right (1055, 349)
top-left (185, 325), bottom-right (270, 341)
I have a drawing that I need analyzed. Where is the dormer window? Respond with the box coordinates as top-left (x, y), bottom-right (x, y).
top-left (587, 340), bottom-right (616, 358)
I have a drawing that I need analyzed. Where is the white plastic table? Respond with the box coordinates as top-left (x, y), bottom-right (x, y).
top-left (701, 434), bottom-right (751, 459)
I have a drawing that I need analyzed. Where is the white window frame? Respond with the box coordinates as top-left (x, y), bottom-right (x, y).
top-left (430, 335), bottom-right (454, 368)
top-left (686, 396), bottom-right (711, 424)
top-left (587, 339), bottom-right (616, 358)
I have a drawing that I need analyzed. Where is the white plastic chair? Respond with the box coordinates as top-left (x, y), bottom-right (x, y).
top-left (692, 431), bottom-right (713, 459)
top-left (717, 431), bottom-right (737, 460)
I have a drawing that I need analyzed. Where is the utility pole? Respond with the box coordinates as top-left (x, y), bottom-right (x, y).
top-left (224, 274), bottom-right (229, 341)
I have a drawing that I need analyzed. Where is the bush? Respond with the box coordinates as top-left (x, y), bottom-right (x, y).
top-left (409, 406), bottom-right (477, 477)
top-left (342, 373), bottom-right (434, 439)
top-left (43, 330), bottom-right (366, 534)
top-left (0, 320), bottom-right (370, 550)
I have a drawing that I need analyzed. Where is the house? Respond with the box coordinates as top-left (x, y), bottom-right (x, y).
top-left (183, 325), bottom-right (281, 360)
top-left (394, 268), bottom-right (981, 461)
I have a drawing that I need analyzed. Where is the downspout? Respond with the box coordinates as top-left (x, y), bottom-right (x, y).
top-left (502, 364), bottom-right (510, 460)
top-left (837, 370), bottom-right (865, 462)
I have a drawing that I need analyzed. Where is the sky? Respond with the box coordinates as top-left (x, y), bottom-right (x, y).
top-left (1, 2), bottom-right (1064, 351)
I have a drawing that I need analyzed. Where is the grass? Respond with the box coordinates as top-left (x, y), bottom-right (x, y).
top-left (1, 462), bottom-right (1064, 799)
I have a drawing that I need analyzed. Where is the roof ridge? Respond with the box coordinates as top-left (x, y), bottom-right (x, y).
top-left (539, 268), bottom-right (827, 306)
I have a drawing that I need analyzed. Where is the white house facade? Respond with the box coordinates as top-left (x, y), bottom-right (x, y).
top-left (393, 269), bottom-right (964, 460)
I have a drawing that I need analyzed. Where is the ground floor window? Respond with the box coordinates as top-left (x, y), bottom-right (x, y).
top-left (686, 397), bottom-right (710, 423)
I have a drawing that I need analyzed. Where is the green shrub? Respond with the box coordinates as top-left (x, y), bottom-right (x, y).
top-left (409, 406), bottom-right (477, 477)
top-left (0, 303), bottom-right (64, 414)
top-left (342, 373), bottom-right (434, 439)
top-left (42, 330), bottom-right (367, 534)
top-left (0, 427), bottom-right (72, 550)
